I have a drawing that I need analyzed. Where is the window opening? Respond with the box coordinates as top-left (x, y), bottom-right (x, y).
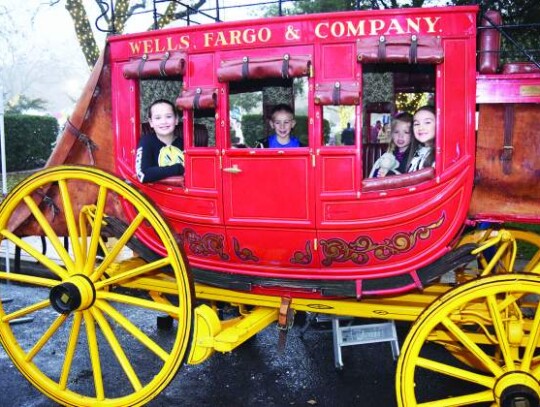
top-left (228, 77), bottom-right (308, 148)
top-left (140, 79), bottom-right (183, 138)
top-left (323, 106), bottom-right (355, 146)
top-left (361, 63), bottom-right (435, 181)
top-left (176, 87), bottom-right (218, 148)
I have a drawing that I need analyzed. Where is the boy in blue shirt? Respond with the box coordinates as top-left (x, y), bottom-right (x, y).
top-left (258, 104), bottom-right (303, 148)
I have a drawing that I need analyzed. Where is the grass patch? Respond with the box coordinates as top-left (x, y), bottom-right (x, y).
top-left (0, 170), bottom-right (39, 200)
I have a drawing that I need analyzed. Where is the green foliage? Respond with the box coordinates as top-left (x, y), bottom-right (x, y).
top-left (3, 114), bottom-right (58, 171)
top-left (241, 115), bottom-right (265, 147)
top-left (241, 114), bottom-right (329, 147)
top-left (6, 95), bottom-right (48, 114)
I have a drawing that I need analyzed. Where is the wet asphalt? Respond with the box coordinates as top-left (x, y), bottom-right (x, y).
top-left (0, 281), bottom-right (409, 407)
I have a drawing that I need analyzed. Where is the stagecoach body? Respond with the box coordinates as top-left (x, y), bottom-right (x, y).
top-left (1, 4), bottom-right (540, 407)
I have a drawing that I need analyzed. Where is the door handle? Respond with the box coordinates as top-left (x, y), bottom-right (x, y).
top-left (223, 164), bottom-right (242, 174)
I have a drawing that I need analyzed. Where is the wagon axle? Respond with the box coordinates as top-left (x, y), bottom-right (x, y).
top-left (496, 372), bottom-right (540, 407)
top-left (49, 274), bottom-right (96, 314)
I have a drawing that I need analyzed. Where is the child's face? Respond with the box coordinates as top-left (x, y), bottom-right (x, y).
top-left (149, 103), bottom-right (178, 138)
top-left (270, 111), bottom-right (295, 141)
top-left (413, 109), bottom-right (436, 144)
top-left (392, 120), bottom-right (411, 151)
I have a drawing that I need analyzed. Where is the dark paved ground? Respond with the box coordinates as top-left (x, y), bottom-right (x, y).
top-left (0, 282), bottom-right (409, 407)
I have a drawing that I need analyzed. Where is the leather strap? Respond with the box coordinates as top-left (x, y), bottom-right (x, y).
top-left (193, 88), bottom-right (202, 110)
top-left (409, 35), bottom-right (418, 63)
top-left (159, 52), bottom-right (170, 77)
top-left (378, 35), bottom-right (386, 61)
top-left (138, 54), bottom-right (148, 78)
top-left (241, 56), bottom-right (249, 80)
top-left (277, 296), bottom-right (293, 352)
top-left (332, 82), bottom-right (341, 105)
top-left (501, 104), bottom-right (514, 175)
top-left (281, 54), bottom-right (290, 78)
top-left (65, 120), bottom-right (98, 165)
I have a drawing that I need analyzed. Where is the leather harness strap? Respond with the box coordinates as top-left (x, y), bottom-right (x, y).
top-left (332, 82), bottom-right (341, 105)
top-left (65, 120), bottom-right (98, 166)
top-left (277, 296), bottom-right (294, 352)
top-left (501, 103), bottom-right (514, 175)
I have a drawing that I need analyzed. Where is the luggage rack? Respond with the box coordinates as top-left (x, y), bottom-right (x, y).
top-left (300, 313), bottom-right (400, 369)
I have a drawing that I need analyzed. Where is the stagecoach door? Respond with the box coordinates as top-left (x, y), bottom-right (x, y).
top-left (218, 46), bottom-right (317, 271)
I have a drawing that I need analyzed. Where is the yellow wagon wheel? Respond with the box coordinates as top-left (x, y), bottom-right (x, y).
top-left (397, 274), bottom-right (540, 407)
top-left (0, 166), bottom-right (193, 407)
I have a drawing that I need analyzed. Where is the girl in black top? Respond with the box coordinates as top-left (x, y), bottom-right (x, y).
top-left (136, 99), bottom-right (184, 183)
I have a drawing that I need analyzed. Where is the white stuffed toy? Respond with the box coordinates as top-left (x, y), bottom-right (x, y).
top-left (369, 152), bottom-right (401, 178)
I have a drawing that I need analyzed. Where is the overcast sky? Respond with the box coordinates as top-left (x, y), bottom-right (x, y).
top-left (1, 1), bottom-right (91, 116)
top-left (0, 0), bottom-right (268, 117)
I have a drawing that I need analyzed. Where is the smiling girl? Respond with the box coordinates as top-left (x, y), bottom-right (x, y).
top-left (407, 106), bottom-right (436, 172)
top-left (136, 99), bottom-right (185, 183)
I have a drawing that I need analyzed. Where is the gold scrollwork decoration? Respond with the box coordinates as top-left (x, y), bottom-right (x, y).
top-left (178, 228), bottom-right (229, 260)
top-left (320, 213), bottom-right (445, 266)
top-left (233, 237), bottom-right (259, 262)
top-left (290, 241), bottom-right (313, 265)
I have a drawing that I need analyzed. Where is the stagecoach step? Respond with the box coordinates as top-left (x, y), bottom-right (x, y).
top-left (332, 318), bottom-right (399, 369)
top-left (300, 314), bottom-right (399, 369)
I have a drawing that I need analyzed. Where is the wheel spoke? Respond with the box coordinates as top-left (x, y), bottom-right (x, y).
top-left (2, 299), bottom-right (50, 323)
top-left (58, 179), bottom-right (84, 272)
top-left (95, 299), bottom-right (169, 361)
top-left (0, 271), bottom-right (58, 287)
top-left (442, 316), bottom-right (504, 377)
top-left (486, 294), bottom-right (515, 370)
top-left (526, 249), bottom-right (540, 272)
top-left (82, 185), bottom-right (109, 276)
top-left (22, 195), bottom-right (75, 271)
top-left (0, 230), bottom-right (69, 280)
top-left (59, 312), bottom-right (83, 390)
top-left (83, 310), bottom-right (105, 401)
top-left (417, 390), bottom-right (493, 407)
top-left (90, 307), bottom-right (143, 391)
top-left (91, 212), bottom-right (146, 282)
top-left (417, 356), bottom-right (495, 388)
top-left (26, 314), bottom-right (69, 362)
top-left (97, 290), bottom-right (180, 317)
top-left (94, 257), bottom-right (172, 290)
top-left (524, 302), bottom-right (540, 372)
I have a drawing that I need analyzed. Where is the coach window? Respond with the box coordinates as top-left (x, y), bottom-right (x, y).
top-left (216, 53), bottom-right (312, 148)
top-left (315, 81), bottom-right (360, 146)
top-left (139, 79), bottom-right (184, 140)
top-left (175, 87), bottom-right (217, 148)
top-left (359, 63), bottom-right (436, 185)
top-left (227, 77), bottom-right (309, 148)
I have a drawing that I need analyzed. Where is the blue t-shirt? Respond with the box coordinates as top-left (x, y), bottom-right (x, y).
top-left (268, 134), bottom-right (301, 148)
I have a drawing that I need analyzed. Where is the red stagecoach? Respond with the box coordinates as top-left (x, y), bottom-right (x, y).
top-left (0, 2), bottom-right (540, 406)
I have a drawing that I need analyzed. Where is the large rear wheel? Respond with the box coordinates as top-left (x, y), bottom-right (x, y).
top-left (397, 274), bottom-right (540, 406)
top-left (0, 166), bottom-right (193, 406)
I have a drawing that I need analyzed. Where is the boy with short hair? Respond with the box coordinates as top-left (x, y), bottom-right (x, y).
top-left (258, 104), bottom-right (303, 148)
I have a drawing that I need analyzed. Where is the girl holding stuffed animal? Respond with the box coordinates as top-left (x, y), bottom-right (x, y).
top-left (370, 112), bottom-right (413, 177)
top-left (407, 106), bottom-right (436, 172)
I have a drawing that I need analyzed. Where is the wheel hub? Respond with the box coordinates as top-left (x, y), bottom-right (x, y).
top-left (49, 274), bottom-right (96, 314)
top-left (495, 372), bottom-right (540, 407)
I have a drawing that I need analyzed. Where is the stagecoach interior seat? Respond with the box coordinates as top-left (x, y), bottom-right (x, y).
top-left (362, 143), bottom-right (388, 177)
top-left (362, 167), bottom-right (435, 191)
top-left (193, 123), bottom-right (209, 147)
